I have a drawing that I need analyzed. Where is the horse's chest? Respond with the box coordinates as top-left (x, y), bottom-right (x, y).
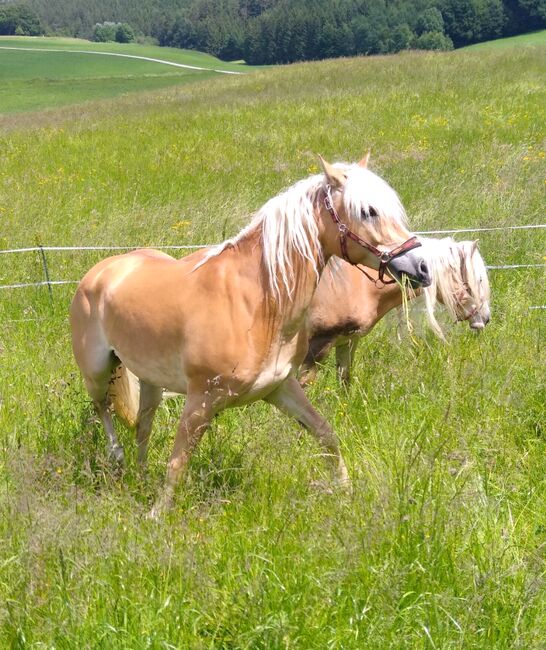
top-left (249, 337), bottom-right (301, 396)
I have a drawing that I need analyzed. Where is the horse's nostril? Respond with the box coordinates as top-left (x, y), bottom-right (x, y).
top-left (418, 259), bottom-right (431, 284)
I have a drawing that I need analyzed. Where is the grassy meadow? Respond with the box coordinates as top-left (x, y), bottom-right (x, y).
top-left (0, 36), bottom-right (250, 113)
top-left (463, 29), bottom-right (546, 50)
top-left (0, 39), bottom-right (545, 648)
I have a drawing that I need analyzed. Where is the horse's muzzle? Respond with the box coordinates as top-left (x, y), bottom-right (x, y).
top-left (387, 255), bottom-right (432, 288)
top-left (412, 259), bottom-right (432, 288)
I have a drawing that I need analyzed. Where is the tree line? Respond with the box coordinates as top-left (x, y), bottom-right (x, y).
top-left (1, 0), bottom-right (544, 62)
top-left (0, 3), bottom-right (42, 35)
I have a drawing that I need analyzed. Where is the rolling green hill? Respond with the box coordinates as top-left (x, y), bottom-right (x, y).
top-left (0, 42), bottom-right (545, 648)
top-left (463, 28), bottom-right (546, 49)
top-left (0, 36), bottom-right (251, 113)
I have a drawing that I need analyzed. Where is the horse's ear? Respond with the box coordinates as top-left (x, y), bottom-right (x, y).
top-left (471, 239), bottom-right (479, 254)
top-left (358, 151), bottom-right (371, 168)
top-left (318, 155), bottom-right (347, 189)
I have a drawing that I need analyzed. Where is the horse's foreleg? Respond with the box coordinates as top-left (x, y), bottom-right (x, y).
top-left (265, 376), bottom-right (350, 487)
top-left (299, 336), bottom-right (335, 386)
top-left (335, 337), bottom-right (358, 387)
top-left (136, 382), bottom-right (163, 467)
top-left (149, 392), bottom-right (214, 518)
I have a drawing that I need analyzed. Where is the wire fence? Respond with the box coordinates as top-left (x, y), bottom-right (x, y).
top-left (1, 223), bottom-right (545, 259)
top-left (1, 224), bottom-right (545, 310)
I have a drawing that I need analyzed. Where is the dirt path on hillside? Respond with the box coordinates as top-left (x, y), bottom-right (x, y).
top-left (0, 46), bottom-right (243, 75)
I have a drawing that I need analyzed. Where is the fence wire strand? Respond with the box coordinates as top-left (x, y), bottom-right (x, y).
top-left (1, 223), bottom-right (545, 257)
top-left (1, 223), bottom-right (544, 292)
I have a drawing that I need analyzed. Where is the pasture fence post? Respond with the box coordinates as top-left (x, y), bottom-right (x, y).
top-left (37, 245), bottom-right (54, 306)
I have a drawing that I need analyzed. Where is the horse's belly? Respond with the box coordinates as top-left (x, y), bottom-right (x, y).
top-left (117, 351), bottom-right (188, 395)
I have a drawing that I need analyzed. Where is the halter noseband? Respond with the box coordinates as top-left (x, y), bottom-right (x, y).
top-left (323, 187), bottom-right (422, 287)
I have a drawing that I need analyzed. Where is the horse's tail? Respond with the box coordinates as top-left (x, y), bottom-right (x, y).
top-left (108, 364), bottom-right (140, 428)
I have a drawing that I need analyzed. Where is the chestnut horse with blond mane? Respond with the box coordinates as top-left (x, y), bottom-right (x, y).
top-left (70, 156), bottom-right (431, 516)
top-left (300, 237), bottom-right (491, 386)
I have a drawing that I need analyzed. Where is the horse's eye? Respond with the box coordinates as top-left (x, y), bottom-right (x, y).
top-left (361, 206), bottom-right (378, 218)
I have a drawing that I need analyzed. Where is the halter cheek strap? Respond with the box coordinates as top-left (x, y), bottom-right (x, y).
top-left (457, 251), bottom-right (481, 321)
top-left (456, 284), bottom-right (480, 322)
top-left (323, 187), bottom-right (422, 287)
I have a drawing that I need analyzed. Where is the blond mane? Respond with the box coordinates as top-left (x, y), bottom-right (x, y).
top-left (197, 163), bottom-right (411, 299)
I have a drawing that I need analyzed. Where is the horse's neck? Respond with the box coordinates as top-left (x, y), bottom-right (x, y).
top-left (374, 280), bottom-right (416, 318)
top-left (232, 226), bottom-right (323, 336)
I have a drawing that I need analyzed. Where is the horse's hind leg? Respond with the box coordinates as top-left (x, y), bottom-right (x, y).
top-left (75, 359), bottom-right (124, 464)
top-left (149, 389), bottom-right (215, 518)
top-left (73, 328), bottom-right (125, 464)
top-left (85, 359), bottom-right (125, 464)
top-left (136, 382), bottom-right (163, 467)
top-left (95, 396), bottom-right (125, 465)
top-left (265, 376), bottom-right (350, 487)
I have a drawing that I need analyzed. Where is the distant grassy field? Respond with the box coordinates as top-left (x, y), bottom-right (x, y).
top-left (0, 42), bottom-right (545, 647)
top-left (464, 29), bottom-right (546, 50)
top-left (0, 36), bottom-right (250, 113)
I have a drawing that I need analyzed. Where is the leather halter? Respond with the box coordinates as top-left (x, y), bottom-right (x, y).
top-left (457, 282), bottom-right (480, 322)
top-left (323, 187), bottom-right (422, 287)
top-left (456, 250), bottom-right (481, 321)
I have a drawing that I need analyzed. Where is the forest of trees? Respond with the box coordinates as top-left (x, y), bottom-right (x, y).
top-left (1, 0), bottom-right (544, 63)
top-left (0, 3), bottom-right (43, 35)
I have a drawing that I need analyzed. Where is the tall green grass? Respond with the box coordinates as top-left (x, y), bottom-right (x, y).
top-left (0, 45), bottom-right (545, 647)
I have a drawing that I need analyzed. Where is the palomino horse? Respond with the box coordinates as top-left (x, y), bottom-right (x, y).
top-left (70, 156), bottom-right (431, 516)
top-left (300, 237), bottom-right (491, 386)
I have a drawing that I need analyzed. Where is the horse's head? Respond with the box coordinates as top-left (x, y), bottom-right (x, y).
top-left (319, 155), bottom-right (431, 288)
top-left (422, 237), bottom-right (491, 335)
top-left (454, 240), bottom-right (491, 330)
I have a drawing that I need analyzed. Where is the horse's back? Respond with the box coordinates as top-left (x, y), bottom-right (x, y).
top-left (74, 248), bottom-right (198, 294)
top-left (70, 246), bottom-right (268, 393)
top-left (71, 247), bottom-right (209, 315)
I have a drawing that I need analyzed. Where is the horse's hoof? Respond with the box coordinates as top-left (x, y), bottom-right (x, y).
top-left (147, 495), bottom-right (171, 520)
top-left (109, 445), bottom-right (125, 465)
top-left (336, 477), bottom-right (353, 495)
top-left (146, 507), bottom-right (160, 521)
top-left (309, 479), bottom-right (334, 495)
top-left (136, 464), bottom-right (149, 480)
top-left (310, 478), bottom-right (352, 495)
